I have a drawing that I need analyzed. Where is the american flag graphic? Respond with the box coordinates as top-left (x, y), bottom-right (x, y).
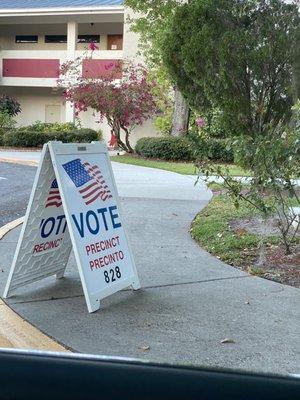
top-left (45, 179), bottom-right (62, 208)
top-left (62, 158), bottom-right (112, 205)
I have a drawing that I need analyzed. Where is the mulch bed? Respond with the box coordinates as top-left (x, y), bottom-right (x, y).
top-left (209, 184), bottom-right (300, 288)
top-left (230, 217), bottom-right (300, 288)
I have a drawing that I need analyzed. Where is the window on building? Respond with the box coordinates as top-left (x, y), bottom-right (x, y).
top-left (77, 35), bottom-right (100, 43)
top-left (15, 35), bottom-right (38, 43)
top-left (107, 35), bottom-right (123, 50)
top-left (45, 35), bottom-right (67, 43)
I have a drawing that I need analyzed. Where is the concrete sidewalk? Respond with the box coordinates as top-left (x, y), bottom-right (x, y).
top-left (0, 161), bottom-right (299, 374)
top-left (0, 150), bottom-right (41, 162)
top-left (1, 149), bottom-right (299, 186)
top-left (0, 149), bottom-right (120, 164)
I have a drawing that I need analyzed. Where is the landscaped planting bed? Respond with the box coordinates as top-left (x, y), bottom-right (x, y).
top-left (190, 192), bottom-right (300, 287)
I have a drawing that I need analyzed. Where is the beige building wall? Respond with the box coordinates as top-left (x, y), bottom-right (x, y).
top-left (0, 87), bottom-right (66, 126)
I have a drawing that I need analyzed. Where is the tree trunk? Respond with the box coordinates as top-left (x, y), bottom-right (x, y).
top-left (171, 86), bottom-right (190, 136)
top-left (121, 126), bottom-right (134, 153)
top-left (113, 121), bottom-right (127, 152)
top-left (110, 119), bottom-right (134, 153)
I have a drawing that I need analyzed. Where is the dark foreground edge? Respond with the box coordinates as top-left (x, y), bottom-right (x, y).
top-left (0, 349), bottom-right (299, 400)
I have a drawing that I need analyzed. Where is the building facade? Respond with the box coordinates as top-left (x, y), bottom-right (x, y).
top-left (0, 0), bottom-right (154, 146)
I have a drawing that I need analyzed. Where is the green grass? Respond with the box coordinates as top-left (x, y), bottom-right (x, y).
top-left (190, 195), bottom-right (282, 268)
top-left (110, 154), bottom-right (250, 177)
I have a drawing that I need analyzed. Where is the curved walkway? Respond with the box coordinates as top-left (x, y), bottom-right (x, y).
top-left (0, 161), bottom-right (299, 374)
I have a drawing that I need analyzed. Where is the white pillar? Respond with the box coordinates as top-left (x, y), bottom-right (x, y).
top-left (66, 21), bottom-right (78, 123)
top-left (65, 102), bottom-right (76, 123)
top-left (67, 21), bottom-right (78, 59)
top-left (123, 8), bottom-right (141, 61)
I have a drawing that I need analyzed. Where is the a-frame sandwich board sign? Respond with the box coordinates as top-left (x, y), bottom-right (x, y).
top-left (3, 141), bottom-right (141, 313)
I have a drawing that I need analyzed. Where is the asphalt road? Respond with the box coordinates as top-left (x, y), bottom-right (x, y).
top-left (0, 162), bottom-right (36, 227)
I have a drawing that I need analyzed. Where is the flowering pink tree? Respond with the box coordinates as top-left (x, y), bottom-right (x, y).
top-left (59, 50), bottom-right (160, 153)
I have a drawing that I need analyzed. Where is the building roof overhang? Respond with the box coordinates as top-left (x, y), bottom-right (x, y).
top-left (0, 6), bottom-right (124, 18)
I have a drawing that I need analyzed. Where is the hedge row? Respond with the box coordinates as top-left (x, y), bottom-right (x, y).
top-left (135, 137), bottom-right (194, 161)
top-left (0, 128), bottom-right (102, 147)
top-left (17, 121), bottom-right (78, 133)
top-left (135, 136), bottom-right (234, 163)
top-left (195, 137), bottom-right (234, 163)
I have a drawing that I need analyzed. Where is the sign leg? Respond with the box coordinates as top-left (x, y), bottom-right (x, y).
top-left (87, 297), bottom-right (101, 313)
top-left (56, 271), bottom-right (65, 279)
top-left (3, 286), bottom-right (10, 299)
top-left (131, 278), bottom-right (141, 291)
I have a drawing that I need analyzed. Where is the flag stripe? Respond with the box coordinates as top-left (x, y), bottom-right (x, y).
top-left (79, 181), bottom-right (98, 194)
top-left (82, 161), bottom-right (112, 204)
top-left (85, 191), bottom-right (102, 205)
top-left (46, 201), bottom-right (62, 208)
top-left (82, 186), bottom-right (101, 199)
top-left (45, 179), bottom-right (62, 208)
top-left (101, 194), bottom-right (110, 201)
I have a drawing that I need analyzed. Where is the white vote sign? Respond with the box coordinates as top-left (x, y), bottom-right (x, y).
top-left (4, 141), bottom-right (141, 313)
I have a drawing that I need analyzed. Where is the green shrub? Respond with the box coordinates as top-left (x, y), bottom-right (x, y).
top-left (187, 132), bottom-right (234, 163)
top-left (0, 111), bottom-right (17, 145)
top-left (135, 135), bottom-right (234, 163)
top-left (0, 95), bottom-right (21, 117)
top-left (18, 121), bottom-right (78, 133)
top-left (135, 136), bottom-right (194, 161)
top-left (154, 112), bottom-right (172, 135)
top-left (63, 128), bottom-right (102, 143)
top-left (3, 130), bottom-right (49, 147)
top-left (2, 128), bottom-right (102, 147)
top-left (192, 108), bottom-right (235, 139)
top-left (0, 111), bottom-right (17, 130)
top-left (202, 138), bottom-right (234, 163)
top-left (0, 131), bottom-right (4, 146)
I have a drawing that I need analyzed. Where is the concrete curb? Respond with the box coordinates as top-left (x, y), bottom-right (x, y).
top-left (0, 158), bottom-right (38, 167)
top-left (0, 217), bottom-right (24, 240)
top-left (0, 299), bottom-right (70, 352)
top-left (0, 218), bottom-right (70, 352)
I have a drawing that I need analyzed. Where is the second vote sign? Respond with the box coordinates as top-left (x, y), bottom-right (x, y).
top-left (4, 141), bottom-right (141, 313)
